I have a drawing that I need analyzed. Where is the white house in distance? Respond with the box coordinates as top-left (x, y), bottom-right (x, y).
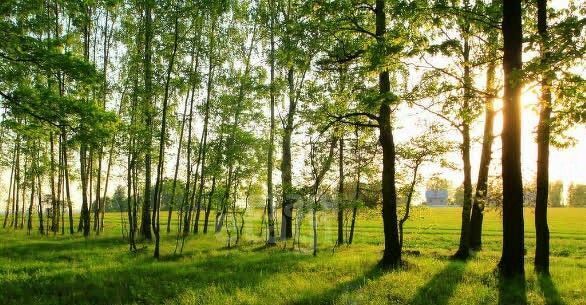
top-left (425, 190), bottom-right (448, 207)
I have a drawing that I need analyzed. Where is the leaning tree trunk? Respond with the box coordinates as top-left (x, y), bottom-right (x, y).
top-left (376, 0), bottom-right (401, 269)
top-left (499, 0), bottom-right (525, 278)
top-left (469, 33), bottom-right (497, 250)
top-left (534, 0), bottom-right (551, 275)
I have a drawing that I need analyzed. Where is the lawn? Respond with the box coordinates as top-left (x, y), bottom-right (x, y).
top-left (0, 207), bottom-right (585, 305)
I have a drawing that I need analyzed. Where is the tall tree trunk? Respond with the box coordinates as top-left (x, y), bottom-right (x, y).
top-left (469, 55), bottom-right (497, 251)
top-left (376, 0), bottom-right (401, 269)
top-left (535, 0), bottom-right (551, 275)
top-left (153, 12), bottom-right (180, 258)
top-left (266, 0), bottom-right (277, 245)
top-left (141, 0), bottom-right (154, 240)
top-left (454, 18), bottom-right (473, 259)
top-left (281, 68), bottom-right (296, 240)
top-left (499, 0), bottom-right (525, 277)
top-left (337, 137), bottom-right (345, 245)
top-left (193, 17), bottom-right (217, 234)
top-left (167, 92), bottom-right (189, 233)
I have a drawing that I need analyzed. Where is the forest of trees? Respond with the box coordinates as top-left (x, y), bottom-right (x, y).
top-left (1, 0), bottom-right (585, 281)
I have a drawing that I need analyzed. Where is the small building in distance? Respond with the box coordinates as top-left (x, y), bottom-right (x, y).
top-left (425, 190), bottom-right (448, 207)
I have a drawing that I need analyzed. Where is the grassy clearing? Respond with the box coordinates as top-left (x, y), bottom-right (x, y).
top-left (1, 207), bottom-right (585, 305)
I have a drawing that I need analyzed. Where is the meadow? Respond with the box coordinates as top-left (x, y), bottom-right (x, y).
top-left (0, 207), bottom-right (585, 305)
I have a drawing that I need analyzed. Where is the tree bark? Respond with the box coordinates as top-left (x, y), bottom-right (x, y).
top-left (337, 137), bottom-right (345, 245)
top-left (376, 0), bottom-right (401, 269)
top-left (281, 68), bottom-right (296, 240)
top-left (499, 0), bottom-right (525, 277)
top-left (469, 53), bottom-right (496, 250)
top-left (140, 0), bottom-right (154, 241)
top-left (266, 0), bottom-right (277, 245)
top-left (348, 127), bottom-right (361, 245)
top-left (535, 0), bottom-right (551, 275)
top-left (193, 17), bottom-right (217, 234)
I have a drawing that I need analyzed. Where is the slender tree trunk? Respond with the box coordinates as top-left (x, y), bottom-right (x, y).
top-left (266, 0), bottom-right (277, 245)
top-left (167, 92), bottom-right (189, 233)
top-left (37, 171), bottom-right (44, 235)
top-left (3, 141), bottom-right (17, 228)
top-left (399, 164), bottom-right (419, 250)
top-left (337, 137), bottom-right (345, 245)
top-left (281, 68), bottom-right (296, 240)
top-left (79, 4), bottom-right (91, 237)
top-left (499, 0), bottom-right (525, 277)
top-left (153, 12), bottom-right (180, 258)
top-left (203, 176), bottom-right (216, 234)
top-left (454, 2), bottom-right (474, 259)
top-left (469, 59), bottom-right (496, 250)
top-left (376, 0), bottom-right (401, 269)
top-left (193, 18), bottom-right (217, 234)
top-left (140, 0), bottom-right (154, 241)
top-left (348, 127), bottom-right (361, 245)
top-left (535, 0), bottom-right (551, 275)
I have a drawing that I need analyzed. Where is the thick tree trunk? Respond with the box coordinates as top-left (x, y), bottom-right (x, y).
top-left (376, 0), bottom-right (401, 269)
top-left (535, 0), bottom-right (551, 275)
top-left (499, 0), bottom-right (525, 277)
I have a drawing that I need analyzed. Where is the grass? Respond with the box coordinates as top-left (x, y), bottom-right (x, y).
top-left (0, 207), bottom-right (585, 305)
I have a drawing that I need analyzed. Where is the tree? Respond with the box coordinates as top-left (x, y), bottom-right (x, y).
top-left (499, 0), bottom-right (525, 278)
top-left (534, 0), bottom-right (552, 274)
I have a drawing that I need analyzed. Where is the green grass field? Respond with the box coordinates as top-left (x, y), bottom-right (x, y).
top-left (1, 207), bottom-right (585, 305)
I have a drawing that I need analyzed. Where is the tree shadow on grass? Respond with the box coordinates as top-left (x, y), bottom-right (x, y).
top-left (498, 275), bottom-right (527, 305)
top-left (0, 247), bottom-right (313, 305)
top-left (409, 260), bottom-right (467, 305)
top-left (286, 265), bottom-right (384, 305)
top-left (0, 236), bottom-right (128, 261)
top-left (538, 274), bottom-right (565, 305)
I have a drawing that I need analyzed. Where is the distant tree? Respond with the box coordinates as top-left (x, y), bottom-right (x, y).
top-left (548, 181), bottom-right (563, 207)
top-left (568, 184), bottom-right (586, 207)
top-left (108, 186), bottom-right (126, 212)
top-left (427, 176), bottom-right (451, 192)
